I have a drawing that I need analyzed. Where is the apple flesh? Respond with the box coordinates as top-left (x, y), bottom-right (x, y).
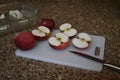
top-left (59, 23), bottom-right (77, 38)
top-left (72, 33), bottom-right (91, 49)
top-left (14, 32), bottom-right (36, 50)
top-left (72, 38), bottom-right (89, 49)
top-left (49, 41), bottom-right (69, 50)
top-left (78, 33), bottom-right (91, 42)
top-left (38, 18), bottom-right (55, 31)
top-left (48, 32), bottom-right (69, 50)
top-left (32, 26), bottom-right (50, 41)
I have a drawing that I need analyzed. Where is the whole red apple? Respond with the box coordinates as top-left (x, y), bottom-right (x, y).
top-left (38, 18), bottom-right (55, 31)
top-left (14, 32), bottom-right (36, 50)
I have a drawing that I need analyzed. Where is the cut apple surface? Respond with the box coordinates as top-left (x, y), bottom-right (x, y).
top-left (78, 33), bottom-right (91, 42)
top-left (72, 38), bottom-right (89, 49)
top-left (48, 32), bottom-right (69, 50)
top-left (9, 10), bottom-right (24, 19)
top-left (59, 23), bottom-right (77, 37)
top-left (32, 26), bottom-right (50, 40)
top-left (72, 33), bottom-right (91, 49)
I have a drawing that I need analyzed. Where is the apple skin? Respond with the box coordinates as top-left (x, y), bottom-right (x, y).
top-left (87, 40), bottom-right (91, 43)
top-left (14, 32), bottom-right (36, 50)
top-left (38, 18), bottom-right (55, 31)
top-left (35, 33), bottom-right (50, 41)
top-left (49, 41), bottom-right (69, 50)
top-left (69, 35), bottom-right (76, 39)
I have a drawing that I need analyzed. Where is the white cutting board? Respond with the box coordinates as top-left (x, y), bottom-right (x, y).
top-left (16, 30), bottom-right (105, 72)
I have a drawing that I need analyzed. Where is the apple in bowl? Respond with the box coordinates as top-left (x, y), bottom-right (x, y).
top-left (72, 33), bottom-right (91, 49)
top-left (59, 23), bottom-right (77, 38)
top-left (48, 32), bottom-right (69, 50)
top-left (14, 32), bottom-right (36, 50)
top-left (32, 26), bottom-right (50, 41)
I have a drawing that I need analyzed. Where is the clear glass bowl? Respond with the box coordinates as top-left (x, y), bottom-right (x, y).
top-left (0, 2), bottom-right (40, 36)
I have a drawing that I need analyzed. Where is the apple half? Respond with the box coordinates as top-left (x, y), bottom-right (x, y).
top-left (48, 32), bottom-right (69, 50)
top-left (32, 26), bottom-right (50, 41)
top-left (72, 33), bottom-right (91, 49)
top-left (59, 23), bottom-right (77, 38)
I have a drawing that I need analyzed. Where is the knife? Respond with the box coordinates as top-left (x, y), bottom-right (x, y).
top-left (69, 51), bottom-right (120, 72)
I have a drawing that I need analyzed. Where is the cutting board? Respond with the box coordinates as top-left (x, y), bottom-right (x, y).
top-left (16, 30), bottom-right (105, 72)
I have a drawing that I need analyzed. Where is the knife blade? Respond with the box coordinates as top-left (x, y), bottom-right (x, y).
top-left (69, 51), bottom-right (120, 72)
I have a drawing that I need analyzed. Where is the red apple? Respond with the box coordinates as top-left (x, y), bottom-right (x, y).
top-left (14, 32), bottom-right (36, 50)
top-left (49, 41), bottom-right (69, 50)
top-left (38, 18), bottom-right (55, 31)
top-left (32, 26), bottom-right (50, 41)
top-left (72, 33), bottom-right (91, 49)
top-left (59, 23), bottom-right (77, 38)
top-left (48, 32), bottom-right (69, 50)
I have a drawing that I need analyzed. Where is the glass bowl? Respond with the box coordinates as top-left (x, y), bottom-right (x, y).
top-left (0, 2), bottom-right (40, 36)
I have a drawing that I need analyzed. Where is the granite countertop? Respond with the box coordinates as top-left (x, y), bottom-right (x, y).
top-left (0, 0), bottom-right (120, 80)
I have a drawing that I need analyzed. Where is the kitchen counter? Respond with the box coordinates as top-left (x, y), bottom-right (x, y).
top-left (0, 0), bottom-right (120, 80)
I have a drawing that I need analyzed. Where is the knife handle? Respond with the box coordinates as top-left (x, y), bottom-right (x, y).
top-left (103, 63), bottom-right (120, 73)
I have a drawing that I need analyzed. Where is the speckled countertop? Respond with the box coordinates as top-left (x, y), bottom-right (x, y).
top-left (0, 0), bottom-right (120, 80)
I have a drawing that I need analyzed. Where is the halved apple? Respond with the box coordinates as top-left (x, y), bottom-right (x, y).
top-left (48, 32), bottom-right (69, 50)
top-left (78, 33), bottom-right (91, 43)
top-left (72, 33), bottom-right (91, 49)
top-left (32, 26), bottom-right (50, 41)
top-left (59, 23), bottom-right (77, 38)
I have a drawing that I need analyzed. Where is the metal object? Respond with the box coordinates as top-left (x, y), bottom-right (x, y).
top-left (69, 51), bottom-right (120, 72)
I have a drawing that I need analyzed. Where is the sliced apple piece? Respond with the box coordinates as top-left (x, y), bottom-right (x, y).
top-left (0, 13), bottom-right (5, 19)
top-left (59, 23), bottom-right (77, 37)
top-left (9, 10), bottom-right (24, 19)
top-left (48, 32), bottom-right (69, 50)
top-left (32, 26), bottom-right (50, 40)
top-left (72, 33), bottom-right (91, 49)
top-left (72, 38), bottom-right (89, 49)
top-left (78, 33), bottom-right (91, 42)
